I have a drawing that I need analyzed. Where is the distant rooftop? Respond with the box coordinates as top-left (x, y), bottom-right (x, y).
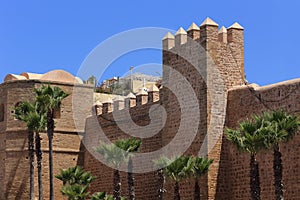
top-left (3, 70), bottom-right (83, 84)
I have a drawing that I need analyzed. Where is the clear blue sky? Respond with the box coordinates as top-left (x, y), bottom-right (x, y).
top-left (0, 0), bottom-right (299, 86)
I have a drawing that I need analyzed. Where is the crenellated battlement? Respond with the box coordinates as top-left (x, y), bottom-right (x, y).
top-left (163, 17), bottom-right (244, 50)
top-left (95, 85), bottom-right (161, 115)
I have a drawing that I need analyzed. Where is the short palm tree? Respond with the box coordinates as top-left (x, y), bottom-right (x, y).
top-left (164, 156), bottom-right (193, 200)
top-left (91, 192), bottom-right (109, 200)
top-left (259, 110), bottom-right (300, 200)
top-left (15, 101), bottom-right (46, 200)
top-left (35, 85), bottom-right (69, 200)
top-left (56, 166), bottom-right (95, 200)
top-left (55, 166), bottom-right (95, 186)
top-left (225, 119), bottom-right (265, 200)
top-left (190, 156), bottom-right (213, 200)
top-left (115, 138), bottom-right (142, 200)
top-left (60, 184), bottom-right (90, 200)
top-left (153, 156), bottom-right (170, 200)
top-left (91, 192), bottom-right (126, 200)
top-left (95, 142), bottom-right (128, 200)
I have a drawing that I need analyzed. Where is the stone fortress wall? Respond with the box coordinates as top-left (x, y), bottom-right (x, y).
top-left (0, 17), bottom-right (299, 200)
top-left (83, 18), bottom-right (300, 200)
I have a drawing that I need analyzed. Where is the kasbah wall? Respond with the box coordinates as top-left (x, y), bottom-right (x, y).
top-left (0, 17), bottom-right (299, 200)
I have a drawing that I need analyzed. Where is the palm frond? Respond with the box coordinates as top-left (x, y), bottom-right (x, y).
top-left (94, 142), bottom-right (127, 168)
top-left (190, 156), bottom-right (213, 178)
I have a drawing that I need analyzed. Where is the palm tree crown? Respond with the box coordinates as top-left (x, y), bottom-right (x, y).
top-left (225, 119), bottom-right (265, 154)
top-left (35, 85), bottom-right (69, 113)
top-left (164, 156), bottom-right (193, 182)
top-left (95, 142), bottom-right (128, 168)
top-left (259, 110), bottom-right (300, 148)
top-left (115, 138), bottom-right (142, 153)
top-left (190, 156), bottom-right (213, 178)
top-left (14, 101), bottom-right (47, 132)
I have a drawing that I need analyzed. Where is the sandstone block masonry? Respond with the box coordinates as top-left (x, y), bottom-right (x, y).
top-left (83, 18), bottom-right (300, 200)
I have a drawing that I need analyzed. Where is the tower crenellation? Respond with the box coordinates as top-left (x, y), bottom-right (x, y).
top-left (113, 97), bottom-right (125, 111)
top-left (102, 99), bottom-right (113, 114)
top-left (175, 27), bottom-right (187, 47)
top-left (187, 22), bottom-right (200, 40)
top-left (162, 32), bottom-right (175, 50)
top-left (125, 92), bottom-right (136, 108)
top-left (227, 22), bottom-right (244, 43)
top-left (199, 17), bottom-right (219, 48)
top-left (218, 26), bottom-right (227, 43)
top-left (135, 88), bottom-right (148, 106)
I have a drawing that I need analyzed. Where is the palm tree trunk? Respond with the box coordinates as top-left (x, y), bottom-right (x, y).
top-left (273, 144), bottom-right (284, 200)
top-left (47, 111), bottom-right (55, 200)
top-left (250, 154), bottom-right (261, 200)
top-left (157, 169), bottom-right (165, 200)
top-left (36, 132), bottom-right (43, 200)
top-left (128, 157), bottom-right (135, 200)
top-left (113, 169), bottom-right (121, 200)
top-left (194, 178), bottom-right (200, 200)
top-left (28, 131), bottom-right (35, 200)
top-left (174, 181), bottom-right (180, 200)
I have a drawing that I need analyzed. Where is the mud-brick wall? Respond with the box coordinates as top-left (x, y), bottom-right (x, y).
top-left (216, 79), bottom-right (300, 200)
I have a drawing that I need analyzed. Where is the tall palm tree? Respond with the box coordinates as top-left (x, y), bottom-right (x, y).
top-left (259, 110), bottom-right (300, 200)
top-left (190, 156), bottom-right (213, 200)
top-left (15, 101), bottom-right (47, 200)
top-left (115, 138), bottom-right (142, 200)
top-left (35, 85), bottom-right (69, 200)
top-left (225, 119), bottom-right (265, 200)
top-left (164, 156), bottom-right (192, 200)
top-left (95, 142), bottom-right (128, 200)
top-left (153, 157), bottom-right (170, 200)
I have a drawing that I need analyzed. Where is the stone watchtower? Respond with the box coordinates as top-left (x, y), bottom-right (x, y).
top-left (161, 18), bottom-right (245, 199)
top-left (0, 70), bottom-right (93, 199)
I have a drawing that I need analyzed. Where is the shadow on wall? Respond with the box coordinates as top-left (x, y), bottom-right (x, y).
top-left (5, 134), bottom-right (30, 199)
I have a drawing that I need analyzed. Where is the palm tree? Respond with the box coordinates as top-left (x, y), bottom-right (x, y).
top-left (164, 156), bottom-right (192, 200)
top-left (115, 138), bottom-right (142, 200)
top-left (95, 142), bottom-right (128, 200)
top-left (56, 166), bottom-right (95, 200)
top-left (55, 166), bottom-right (95, 186)
top-left (153, 157), bottom-right (170, 200)
top-left (15, 101), bottom-right (47, 200)
top-left (259, 110), bottom-right (300, 200)
top-left (91, 192), bottom-right (108, 200)
top-left (35, 85), bottom-right (69, 200)
top-left (91, 192), bottom-right (126, 200)
top-left (60, 184), bottom-right (90, 200)
top-left (225, 119), bottom-right (265, 200)
top-left (190, 156), bottom-right (213, 200)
